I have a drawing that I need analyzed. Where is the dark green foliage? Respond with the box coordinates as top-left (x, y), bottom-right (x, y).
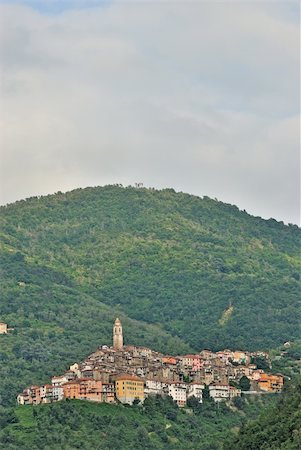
top-left (224, 377), bottom-right (301, 450)
top-left (239, 376), bottom-right (251, 391)
top-left (251, 356), bottom-right (270, 371)
top-left (0, 396), bottom-right (275, 450)
top-left (0, 185), bottom-right (300, 409)
top-left (270, 341), bottom-right (301, 378)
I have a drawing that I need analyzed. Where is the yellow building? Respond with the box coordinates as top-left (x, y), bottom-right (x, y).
top-left (115, 374), bottom-right (144, 405)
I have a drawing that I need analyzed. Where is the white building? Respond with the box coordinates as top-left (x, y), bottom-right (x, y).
top-left (145, 379), bottom-right (164, 396)
top-left (17, 394), bottom-right (25, 405)
top-left (52, 386), bottom-right (64, 401)
top-left (187, 382), bottom-right (205, 403)
top-left (209, 384), bottom-right (230, 402)
top-left (163, 382), bottom-right (187, 407)
top-left (52, 375), bottom-right (68, 387)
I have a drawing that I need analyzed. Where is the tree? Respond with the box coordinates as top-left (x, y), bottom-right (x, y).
top-left (239, 376), bottom-right (250, 391)
top-left (202, 384), bottom-right (210, 400)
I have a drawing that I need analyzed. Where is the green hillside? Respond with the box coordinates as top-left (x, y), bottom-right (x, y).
top-left (224, 377), bottom-right (301, 450)
top-left (0, 185), bottom-right (300, 406)
top-left (0, 393), bottom-right (275, 449)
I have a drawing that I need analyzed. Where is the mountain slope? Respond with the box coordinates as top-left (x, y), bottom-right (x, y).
top-left (2, 185), bottom-right (300, 347)
top-left (224, 377), bottom-right (301, 450)
top-left (0, 185), bottom-right (300, 404)
top-left (0, 249), bottom-right (191, 406)
top-left (0, 394), bottom-right (276, 449)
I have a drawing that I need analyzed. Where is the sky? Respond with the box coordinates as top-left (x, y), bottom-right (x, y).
top-left (0, 0), bottom-right (300, 225)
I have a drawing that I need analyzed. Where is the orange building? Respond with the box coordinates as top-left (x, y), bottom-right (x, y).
top-left (63, 380), bottom-right (81, 399)
top-left (79, 379), bottom-right (102, 402)
top-left (63, 379), bottom-right (102, 401)
top-left (162, 357), bottom-right (177, 365)
top-left (258, 373), bottom-right (284, 392)
top-left (115, 374), bottom-right (144, 405)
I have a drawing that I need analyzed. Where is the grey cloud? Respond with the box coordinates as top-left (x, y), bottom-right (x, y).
top-left (0, 1), bottom-right (299, 225)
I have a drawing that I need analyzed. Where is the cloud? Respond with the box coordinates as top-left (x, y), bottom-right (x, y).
top-left (0, 1), bottom-right (299, 224)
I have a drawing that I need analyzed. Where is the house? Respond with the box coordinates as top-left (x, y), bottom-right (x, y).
top-left (217, 349), bottom-right (233, 363)
top-left (234, 365), bottom-right (251, 379)
top-left (187, 382), bottom-right (205, 403)
top-left (17, 388), bottom-right (33, 405)
top-left (144, 379), bottom-right (164, 397)
top-left (163, 382), bottom-right (187, 407)
top-left (0, 323), bottom-right (8, 334)
top-left (232, 351), bottom-right (250, 365)
top-left (40, 384), bottom-right (54, 403)
top-left (52, 385), bottom-right (64, 402)
top-left (179, 355), bottom-right (201, 371)
top-left (249, 369), bottom-right (264, 381)
top-left (78, 379), bottom-right (102, 401)
top-left (258, 374), bottom-right (284, 393)
top-left (162, 356), bottom-right (177, 366)
top-left (69, 363), bottom-right (81, 377)
top-left (101, 383), bottom-right (115, 403)
top-left (114, 374), bottom-right (144, 405)
top-left (200, 350), bottom-right (215, 360)
top-left (51, 375), bottom-right (68, 387)
top-left (209, 384), bottom-right (230, 402)
top-left (62, 380), bottom-right (80, 399)
top-left (17, 394), bottom-right (26, 405)
top-left (204, 368), bottom-right (214, 385)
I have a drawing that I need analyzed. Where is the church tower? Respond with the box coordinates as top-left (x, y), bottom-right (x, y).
top-left (113, 318), bottom-right (123, 350)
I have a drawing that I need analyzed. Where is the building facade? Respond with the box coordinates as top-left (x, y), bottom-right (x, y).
top-left (115, 374), bottom-right (144, 405)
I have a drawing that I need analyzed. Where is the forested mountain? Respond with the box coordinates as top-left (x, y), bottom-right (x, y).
top-left (0, 185), bottom-right (300, 406)
top-left (0, 390), bottom-right (276, 449)
top-left (224, 377), bottom-right (301, 450)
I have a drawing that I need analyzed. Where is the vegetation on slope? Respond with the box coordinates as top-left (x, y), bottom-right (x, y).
top-left (1, 186), bottom-right (300, 346)
top-left (0, 250), bottom-right (191, 407)
top-left (0, 394), bottom-right (275, 450)
top-left (224, 377), bottom-right (301, 450)
top-left (0, 185), bottom-right (300, 407)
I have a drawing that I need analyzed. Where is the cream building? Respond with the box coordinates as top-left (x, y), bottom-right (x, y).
top-left (0, 323), bottom-right (8, 334)
top-left (187, 382), bottom-right (205, 403)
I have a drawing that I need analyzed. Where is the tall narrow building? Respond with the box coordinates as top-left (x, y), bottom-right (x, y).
top-left (113, 318), bottom-right (123, 350)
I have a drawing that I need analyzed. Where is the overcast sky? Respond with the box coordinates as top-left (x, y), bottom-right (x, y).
top-left (0, 0), bottom-right (300, 224)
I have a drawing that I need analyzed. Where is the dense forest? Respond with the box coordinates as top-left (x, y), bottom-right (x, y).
top-left (0, 391), bottom-right (277, 449)
top-left (224, 377), bottom-right (301, 449)
top-left (0, 185), bottom-right (300, 408)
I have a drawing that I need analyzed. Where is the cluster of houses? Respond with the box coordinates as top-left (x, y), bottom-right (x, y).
top-left (17, 319), bottom-right (284, 407)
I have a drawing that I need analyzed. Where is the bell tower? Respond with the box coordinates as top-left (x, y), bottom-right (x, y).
top-left (113, 318), bottom-right (123, 350)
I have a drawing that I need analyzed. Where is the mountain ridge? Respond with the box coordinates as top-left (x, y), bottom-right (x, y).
top-left (0, 185), bottom-right (300, 405)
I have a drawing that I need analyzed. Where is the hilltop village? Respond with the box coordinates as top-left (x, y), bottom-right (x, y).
top-left (18, 319), bottom-right (284, 407)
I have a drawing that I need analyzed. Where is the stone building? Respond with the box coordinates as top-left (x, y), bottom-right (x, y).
top-left (113, 318), bottom-right (123, 350)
